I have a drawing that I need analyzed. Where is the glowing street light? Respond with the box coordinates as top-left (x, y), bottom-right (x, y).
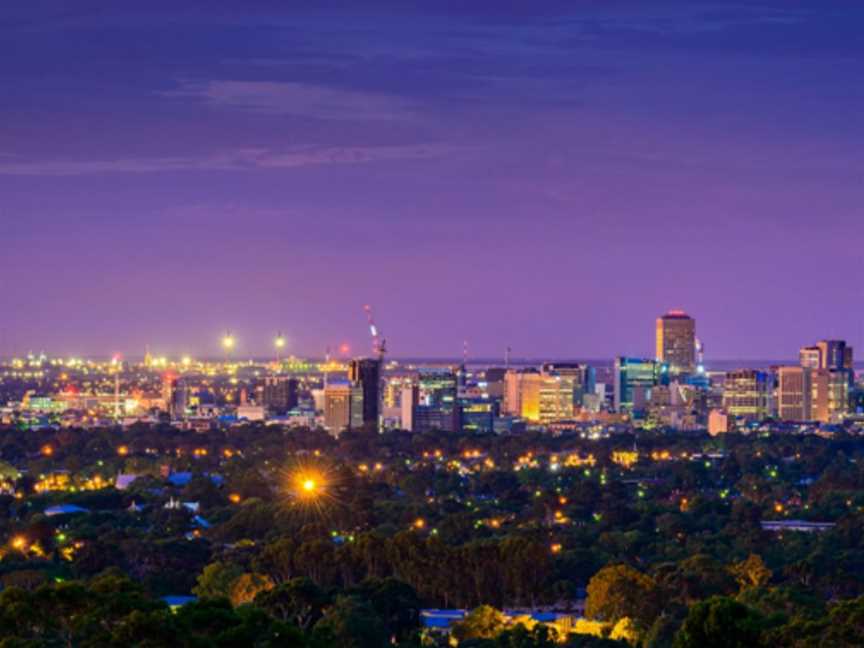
top-left (221, 331), bottom-right (235, 362)
top-left (275, 332), bottom-right (286, 363)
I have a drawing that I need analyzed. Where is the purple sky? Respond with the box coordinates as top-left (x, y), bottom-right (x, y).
top-left (2, 1), bottom-right (863, 361)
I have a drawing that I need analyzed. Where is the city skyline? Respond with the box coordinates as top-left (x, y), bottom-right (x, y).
top-left (4, 4), bottom-right (864, 644)
top-left (2, 310), bottom-right (863, 364)
top-left (4, 1), bottom-right (864, 358)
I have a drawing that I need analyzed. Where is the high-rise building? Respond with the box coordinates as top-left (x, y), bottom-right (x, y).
top-left (800, 340), bottom-right (854, 371)
top-left (323, 382), bottom-right (352, 435)
top-left (459, 397), bottom-right (498, 434)
top-left (538, 373), bottom-right (577, 423)
top-left (777, 366), bottom-right (811, 421)
top-left (348, 358), bottom-right (381, 430)
top-left (811, 369), bottom-right (851, 423)
top-left (818, 340), bottom-right (850, 370)
top-left (261, 376), bottom-right (298, 414)
top-left (614, 357), bottom-right (666, 414)
top-left (541, 362), bottom-right (595, 405)
top-left (503, 369), bottom-right (538, 418)
top-left (722, 370), bottom-right (772, 420)
top-left (656, 310), bottom-right (696, 374)
top-left (410, 368), bottom-right (459, 433)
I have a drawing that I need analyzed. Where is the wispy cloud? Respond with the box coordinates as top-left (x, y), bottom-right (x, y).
top-left (162, 80), bottom-right (415, 121)
top-left (0, 144), bottom-right (458, 176)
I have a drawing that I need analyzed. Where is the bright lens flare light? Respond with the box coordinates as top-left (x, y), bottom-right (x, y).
top-left (284, 462), bottom-right (340, 520)
top-left (294, 472), bottom-right (323, 499)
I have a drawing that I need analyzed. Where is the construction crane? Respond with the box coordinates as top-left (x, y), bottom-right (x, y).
top-left (363, 304), bottom-right (386, 360)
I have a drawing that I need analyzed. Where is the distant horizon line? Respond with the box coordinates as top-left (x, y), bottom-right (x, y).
top-left (4, 354), bottom-right (862, 369)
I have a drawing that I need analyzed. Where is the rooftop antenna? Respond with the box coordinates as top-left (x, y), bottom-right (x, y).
top-left (505, 346), bottom-right (512, 370)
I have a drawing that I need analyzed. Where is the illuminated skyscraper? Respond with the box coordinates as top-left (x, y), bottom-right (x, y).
top-left (541, 362), bottom-right (595, 405)
top-left (800, 340), bottom-right (854, 371)
top-left (777, 366), bottom-right (811, 421)
top-left (348, 358), bottom-right (381, 430)
top-left (459, 397), bottom-right (498, 434)
top-left (656, 310), bottom-right (696, 374)
top-left (722, 370), bottom-right (772, 420)
top-left (538, 373), bottom-right (577, 423)
top-left (614, 357), bottom-right (666, 414)
top-left (410, 368), bottom-right (459, 433)
top-left (811, 369), bottom-right (851, 423)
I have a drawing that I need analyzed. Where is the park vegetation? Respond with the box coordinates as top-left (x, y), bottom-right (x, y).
top-left (0, 422), bottom-right (863, 645)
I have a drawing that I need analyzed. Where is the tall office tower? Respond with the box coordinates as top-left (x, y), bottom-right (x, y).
top-left (411, 368), bottom-right (459, 433)
top-left (503, 369), bottom-right (540, 417)
top-left (655, 310), bottom-right (696, 374)
top-left (538, 373), bottom-right (577, 423)
top-left (323, 382), bottom-right (352, 435)
top-left (261, 376), bottom-right (298, 414)
top-left (541, 362), bottom-right (594, 405)
top-left (518, 372), bottom-right (542, 422)
top-left (811, 369), bottom-right (851, 423)
top-left (350, 384), bottom-right (365, 430)
top-left (817, 340), bottom-right (849, 370)
top-left (722, 370), bottom-right (772, 420)
top-left (801, 340), bottom-right (854, 371)
top-left (777, 366), bottom-right (811, 421)
top-left (348, 358), bottom-right (381, 430)
top-left (614, 357), bottom-right (666, 414)
top-left (459, 397), bottom-right (499, 434)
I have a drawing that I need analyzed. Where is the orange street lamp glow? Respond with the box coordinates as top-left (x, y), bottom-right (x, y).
top-left (293, 471), bottom-right (324, 499)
